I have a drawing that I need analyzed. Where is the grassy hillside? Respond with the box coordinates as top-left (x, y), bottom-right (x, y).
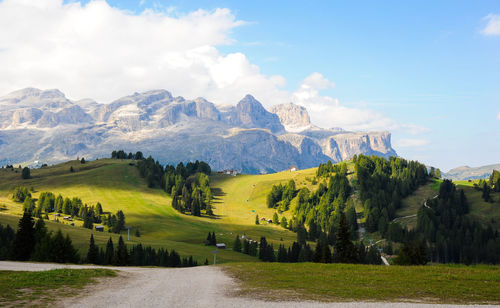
top-left (395, 178), bottom-right (500, 230)
top-left (0, 159), bottom-right (309, 263)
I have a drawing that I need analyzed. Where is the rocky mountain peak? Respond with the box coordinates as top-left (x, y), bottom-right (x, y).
top-left (232, 95), bottom-right (284, 133)
top-left (270, 102), bottom-right (311, 131)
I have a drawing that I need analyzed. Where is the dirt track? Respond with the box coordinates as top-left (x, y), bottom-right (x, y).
top-left (0, 261), bottom-right (494, 308)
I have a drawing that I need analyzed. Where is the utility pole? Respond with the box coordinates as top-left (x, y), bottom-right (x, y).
top-left (213, 250), bottom-right (218, 265)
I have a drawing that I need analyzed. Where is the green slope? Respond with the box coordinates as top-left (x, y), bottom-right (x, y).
top-left (0, 159), bottom-right (311, 263)
top-left (395, 179), bottom-right (500, 231)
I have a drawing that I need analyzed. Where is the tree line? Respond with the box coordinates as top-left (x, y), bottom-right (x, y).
top-left (0, 212), bottom-right (79, 263)
top-left (0, 212), bottom-right (198, 267)
top-left (233, 211), bottom-right (382, 265)
top-left (86, 234), bottom-right (197, 267)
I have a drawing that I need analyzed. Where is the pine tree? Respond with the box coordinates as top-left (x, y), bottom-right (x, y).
top-left (87, 234), bottom-right (99, 264)
top-left (273, 212), bottom-right (279, 224)
top-left (333, 212), bottom-right (358, 263)
top-left (33, 218), bottom-right (47, 244)
top-left (115, 236), bottom-right (129, 266)
top-left (255, 214), bottom-right (259, 225)
top-left (104, 237), bottom-right (114, 265)
top-left (243, 239), bottom-right (250, 254)
top-left (211, 232), bottom-right (217, 245)
top-left (21, 167), bottom-right (30, 179)
top-left (277, 244), bottom-right (288, 262)
top-left (12, 211), bottom-right (35, 260)
top-left (233, 235), bottom-right (242, 252)
top-left (205, 232), bottom-right (212, 246)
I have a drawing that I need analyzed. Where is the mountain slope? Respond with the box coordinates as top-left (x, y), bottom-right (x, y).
top-left (0, 88), bottom-right (397, 173)
top-left (0, 159), bottom-right (300, 262)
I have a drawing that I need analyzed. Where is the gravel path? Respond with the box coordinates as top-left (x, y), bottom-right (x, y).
top-left (0, 261), bottom-right (496, 308)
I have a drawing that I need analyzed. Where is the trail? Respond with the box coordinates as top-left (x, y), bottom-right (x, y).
top-left (0, 261), bottom-right (490, 308)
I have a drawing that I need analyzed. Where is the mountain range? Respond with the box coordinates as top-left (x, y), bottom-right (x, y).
top-left (0, 88), bottom-right (396, 173)
top-left (443, 163), bottom-right (500, 181)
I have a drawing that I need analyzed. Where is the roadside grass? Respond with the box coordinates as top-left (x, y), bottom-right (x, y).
top-left (0, 159), bottom-right (312, 263)
top-left (224, 262), bottom-right (500, 304)
top-left (0, 268), bottom-right (116, 306)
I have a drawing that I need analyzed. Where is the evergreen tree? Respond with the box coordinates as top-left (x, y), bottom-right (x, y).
top-left (273, 212), bottom-right (279, 224)
top-left (255, 214), bottom-right (259, 225)
top-left (243, 239), bottom-right (250, 254)
top-left (333, 212), bottom-right (358, 263)
top-left (21, 167), bottom-right (30, 179)
top-left (115, 236), bottom-right (129, 266)
top-left (280, 217), bottom-right (288, 228)
top-left (211, 232), bottom-right (217, 245)
top-left (33, 218), bottom-right (47, 244)
top-left (297, 224), bottom-right (307, 246)
top-left (87, 234), bottom-right (99, 264)
top-left (12, 212), bottom-right (35, 260)
top-left (104, 237), bottom-right (114, 265)
top-left (365, 245), bottom-right (382, 265)
top-left (233, 235), bottom-right (242, 252)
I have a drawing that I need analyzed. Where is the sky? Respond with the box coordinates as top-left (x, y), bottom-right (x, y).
top-left (0, 0), bottom-right (499, 171)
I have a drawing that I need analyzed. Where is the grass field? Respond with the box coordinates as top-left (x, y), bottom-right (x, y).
top-left (0, 268), bottom-right (116, 306)
top-left (0, 159), bottom-right (312, 263)
top-left (225, 262), bottom-right (500, 304)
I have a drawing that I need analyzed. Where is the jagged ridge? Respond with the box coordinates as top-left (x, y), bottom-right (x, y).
top-left (0, 88), bottom-right (396, 173)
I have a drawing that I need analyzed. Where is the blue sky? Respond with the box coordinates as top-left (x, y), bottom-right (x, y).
top-left (1, 0), bottom-right (499, 170)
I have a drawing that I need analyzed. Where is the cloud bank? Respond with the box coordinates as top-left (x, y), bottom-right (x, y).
top-left (480, 14), bottom-right (500, 36)
top-left (0, 0), bottom-right (404, 133)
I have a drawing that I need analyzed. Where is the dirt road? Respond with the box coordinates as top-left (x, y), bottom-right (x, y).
top-left (0, 261), bottom-right (494, 308)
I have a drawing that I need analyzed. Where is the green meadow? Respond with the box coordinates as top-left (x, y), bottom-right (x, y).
top-left (225, 262), bottom-right (500, 304)
top-left (0, 159), bottom-right (314, 263)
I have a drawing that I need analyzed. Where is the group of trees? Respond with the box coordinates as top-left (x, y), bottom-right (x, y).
top-left (111, 150), bottom-right (144, 160)
top-left (128, 150), bottom-right (214, 217)
top-left (414, 179), bottom-right (499, 264)
top-left (232, 236), bottom-right (258, 257)
top-left (316, 161), bottom-right (348, 178)
top-left (0, 212), bottom-right (79, 263)
top-left (475, 171), bottom-right (499, 202)
top-left (86, 235), bottom-right (197, 267)
top-left (12, 187), bottom-right (126, 234)
top-left (355, 155), bottom-right (428, 237)
top-left (205, 232), bottom-right (217, 246)
top-left (166, 162), bottom-right (213, 217)
top-left (266, 180), bottom-right (297, 212)
top-left (287, 166), bottom-right (356, 245)
top-left (234, 212), bottom-right (383, 265)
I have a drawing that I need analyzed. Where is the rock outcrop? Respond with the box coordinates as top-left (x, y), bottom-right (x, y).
top-left (0, 88), bottom-right (397, 173)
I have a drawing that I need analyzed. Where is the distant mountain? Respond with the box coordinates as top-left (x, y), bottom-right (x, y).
top-left (0, 88), bottom-right (397, 173)
top-left (444, 164), bottom-right (500, 181)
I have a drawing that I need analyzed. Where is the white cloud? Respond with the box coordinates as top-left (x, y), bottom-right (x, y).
top-left (394, 138), bottom-right (429, 148)
top-left (0, 0), bottom-right (402, 133)
top-left (291, 73), bottom-right (395, 131)
top-left (0, 0), bottom-right (285, 105)
top-left (497, 112), bottom-right (500, 121)
top-left (480, 14), bottom-right (500, 36)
